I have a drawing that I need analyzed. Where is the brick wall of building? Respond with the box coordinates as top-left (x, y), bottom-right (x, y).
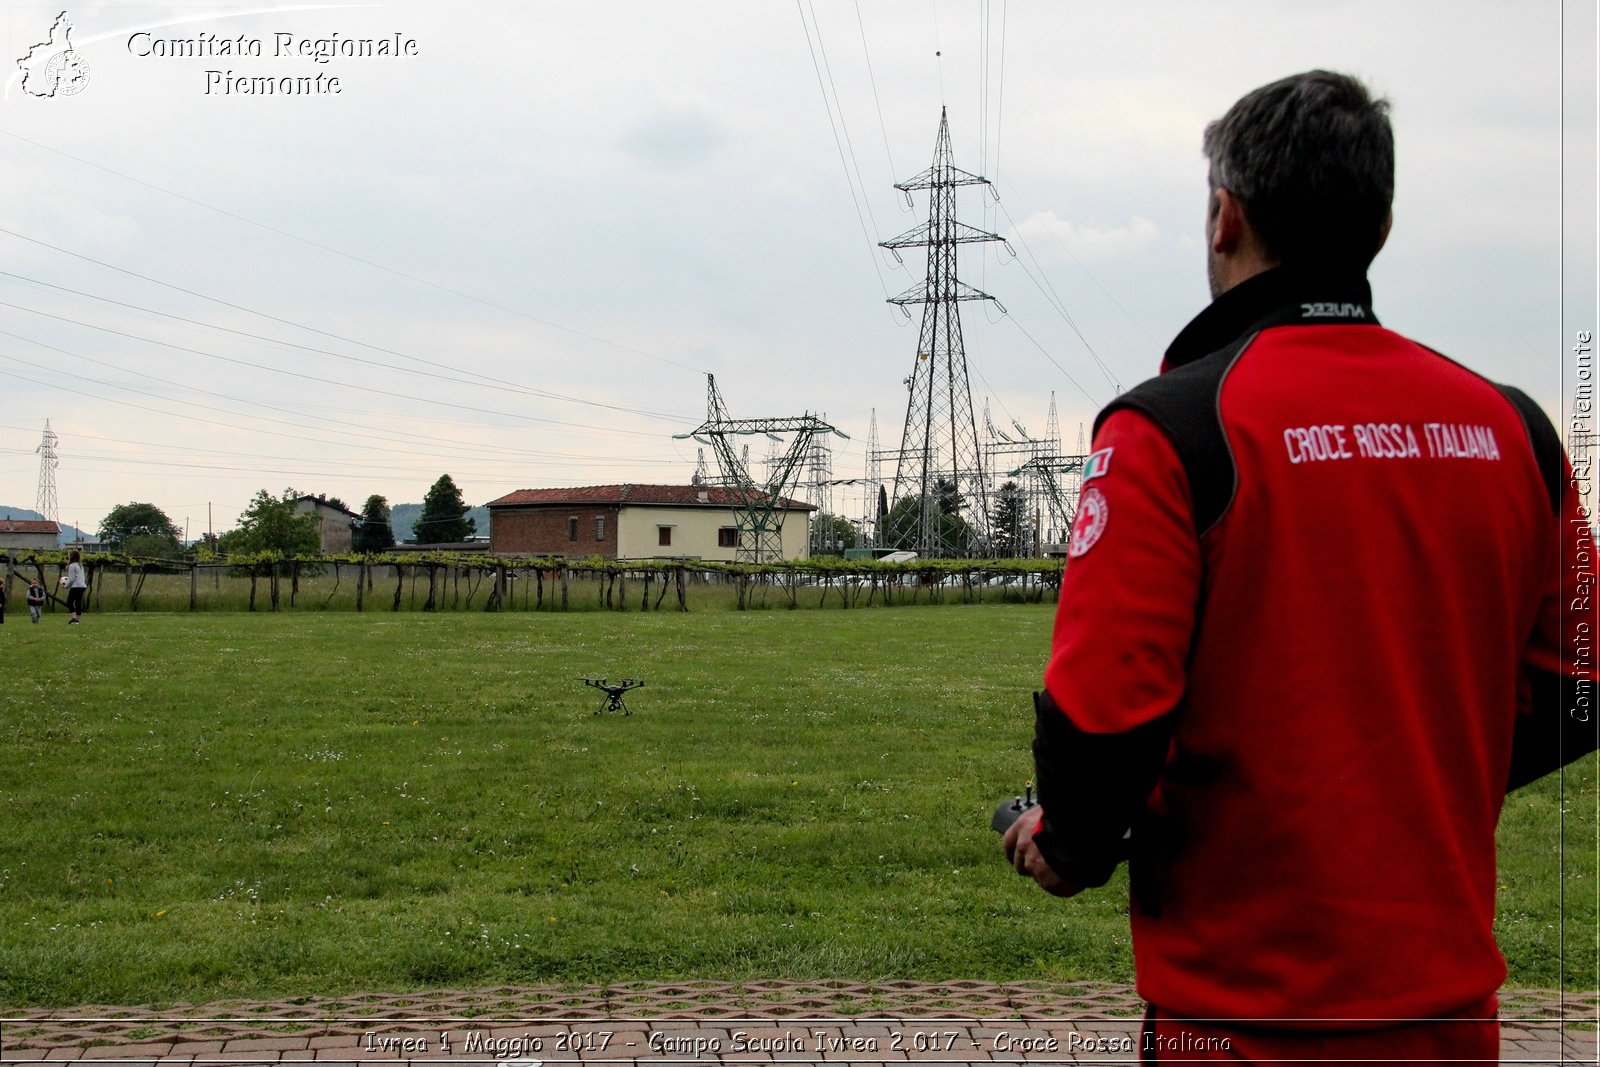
top-left (490, 505), bottom-right (621, 556)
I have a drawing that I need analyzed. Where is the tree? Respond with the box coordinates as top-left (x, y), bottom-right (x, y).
top-left (219, 489), bottom-right (320, 556)
top-left (353, 494), bottom-right (396, 553)
top-left (191, 531), bottom-right (222, 559)
top-left (121, 532), bottom-right (184, 560)
top-left (810, 512), bottom-right (858, 556)
top-left (990, 481), bottom-right (1028, 558)
top-left (884, 478), bottom-right (972, 555)
top-left (884, 495), bottom-right (922, 550)
top-left (98, 502), bottom-right (180, 554)
top-left (414, 474), bottom-right (475, 544)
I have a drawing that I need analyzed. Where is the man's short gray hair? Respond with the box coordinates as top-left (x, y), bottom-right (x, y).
top-left (1204, 70), bottom-right (1394, 271)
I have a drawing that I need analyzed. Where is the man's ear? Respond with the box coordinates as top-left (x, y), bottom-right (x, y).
top-left (1210, 188), bottom-right (1246, 255)
top-left (1373, 211), bottom-right (1393, 257)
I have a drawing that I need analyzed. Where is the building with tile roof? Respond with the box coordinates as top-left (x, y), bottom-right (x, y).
top-left (0, 517), bottom-right (60, 554)
top-left (485, 485), bottom-right (814, 561)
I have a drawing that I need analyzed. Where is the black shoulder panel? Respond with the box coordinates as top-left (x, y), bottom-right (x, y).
top-left (1493, 384), bottom-right (1566, 516)
top-left (1094, 334), bottom-right (1254, 536)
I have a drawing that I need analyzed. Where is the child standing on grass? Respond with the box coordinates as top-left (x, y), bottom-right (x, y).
top-left (25, 578), bottom-right (45, 623)
top-left (63, 550), bottom-right (86, 625)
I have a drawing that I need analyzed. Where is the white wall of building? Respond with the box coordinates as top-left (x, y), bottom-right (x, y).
top-left (0, 533), bottom-right (58, 553)
top-left (616, 505), bottom-right (810, 561)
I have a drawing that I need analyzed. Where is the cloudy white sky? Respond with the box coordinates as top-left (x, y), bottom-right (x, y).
top-left (0, 1), bottom-right (1594, 539)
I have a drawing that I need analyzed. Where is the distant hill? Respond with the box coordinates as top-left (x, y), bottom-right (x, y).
top-left (0, 505), bottom-right (89, 546)
top-left (387, 503), bottom-right (490, 544)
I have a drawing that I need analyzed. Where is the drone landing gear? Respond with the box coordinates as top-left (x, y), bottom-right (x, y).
top-left (582, 677), bottom-right (643, 715)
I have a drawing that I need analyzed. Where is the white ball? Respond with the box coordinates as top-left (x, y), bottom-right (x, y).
top-left (58, 576), bottom-right (68, 588)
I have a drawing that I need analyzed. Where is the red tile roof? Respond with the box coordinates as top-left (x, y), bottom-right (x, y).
top-left (486, 484), bottom-right (814, 510)
top-left (0, 518), bottom-right (60, 535)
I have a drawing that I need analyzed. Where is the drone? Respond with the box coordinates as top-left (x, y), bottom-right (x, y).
top-left (581, 677), bottom-right (644, 716)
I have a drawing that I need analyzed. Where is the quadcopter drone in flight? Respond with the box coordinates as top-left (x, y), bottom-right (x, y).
top-left (581, 677), bottom-right (644, 715)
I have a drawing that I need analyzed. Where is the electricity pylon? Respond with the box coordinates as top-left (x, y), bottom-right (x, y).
top-left (881, 108), bottom-right (1007, 557)
top-left (862, 409), bottom-right (882, 547)
top-left (675, 375), bottom-right (847, 562)
top-left (35, 419), bottom-right (60, 524)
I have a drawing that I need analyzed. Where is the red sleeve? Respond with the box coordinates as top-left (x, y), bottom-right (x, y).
top-left (1043, 408), bottom-right (1202, 734)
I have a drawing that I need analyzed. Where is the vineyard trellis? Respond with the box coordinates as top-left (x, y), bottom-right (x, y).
top-left (1, 550), bottom-right (1063, 614)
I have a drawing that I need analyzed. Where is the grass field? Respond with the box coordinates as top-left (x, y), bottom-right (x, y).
top-left (0, 606), bottom-right (1593, 1008)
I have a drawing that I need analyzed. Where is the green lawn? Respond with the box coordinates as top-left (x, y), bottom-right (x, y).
top-left (0, 607), bottom-right (1591, 1007)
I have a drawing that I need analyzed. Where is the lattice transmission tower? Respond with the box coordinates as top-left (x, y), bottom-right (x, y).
top-left (802, 421), bottom-right (834, 554)
top-left (35, 419), bottom-right (60, 524)
top-left (881, 108), bottom-right (1007, 557)
top-left (861, 409), bottom-right (882, 547)
top-left (675, 375), bottom-right (846, 562)
top-left (1009, 416), bottom-right (1089, 555)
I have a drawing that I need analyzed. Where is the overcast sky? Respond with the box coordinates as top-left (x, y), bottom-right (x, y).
top-left (0, 1), bottom-right (1593, 538)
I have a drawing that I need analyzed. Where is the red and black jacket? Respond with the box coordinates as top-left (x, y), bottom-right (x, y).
top-left (1033, 265), bottom-right (1596, 1022)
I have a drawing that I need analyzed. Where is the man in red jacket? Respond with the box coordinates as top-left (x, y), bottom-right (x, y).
top-left (1004, 69), bottom-right (1596, 1062)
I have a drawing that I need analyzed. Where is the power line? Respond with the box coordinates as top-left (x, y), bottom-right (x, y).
top-left (0, 130), bottom-right (706, 375)
top-left (0, 343), bottom-right (662, 470)
top-left (809, 0), bottom-right (904, 270)
top-left (852, 0), bottom-right (902, 207)
top-left (0, 355), bottom-right (674, 479)
top-left (0, 328), bottom-right (649, 465)
top-left (989, 174), bottom-right (1162, 350)
top-left (0, 444), bottom-right (678, 481)
top-left (938, 113), bottom-right (1137, 393)
top-left (0, 343), bottom-right (688, 502)
top-left (0, 421), bottom-right (677, 474)
top-left (990, 199), bottom-right (1121, 392)
top-left (993, 0), bottom-right (1008, 193)
top-left (0, 237), bottom-right (692, 423)
top-left (979, 0), bottom-right (990, 181)
top-left (0, 299), bottom-right (675, 437)
top-left (795, 0), bottom-right (896, 299)
top-left (0, 353), bottom-right (498, 463)
top-left (1000, 314), bottom-right (1102, 407)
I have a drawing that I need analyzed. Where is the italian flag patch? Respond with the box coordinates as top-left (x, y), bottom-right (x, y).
top-left (1083, 447), bottom-right (1113, 482)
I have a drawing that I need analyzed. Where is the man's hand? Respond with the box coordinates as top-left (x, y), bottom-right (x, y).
top-left (1002, 805), bottom-right (1084, 898)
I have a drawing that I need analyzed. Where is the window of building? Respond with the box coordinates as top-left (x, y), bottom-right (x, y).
top-left (595, 516), bottom-right (606, 541)
top-left (658, 525), bottom-right (673, 547)
top-left (568, 517), bottom-right (578, 541)
top-left (718, 527), bottom-right (738, 548)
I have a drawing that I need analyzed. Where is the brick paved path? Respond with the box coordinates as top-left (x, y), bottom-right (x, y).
top-left (2, 983), bottom-right (1595, 1065)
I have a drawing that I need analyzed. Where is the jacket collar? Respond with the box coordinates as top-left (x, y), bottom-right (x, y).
top-left (1161, 266), bottom-right (1378, 373)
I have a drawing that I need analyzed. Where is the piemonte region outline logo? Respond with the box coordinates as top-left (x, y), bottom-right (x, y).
top-left (17, 11), bottom-right (90, 98)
